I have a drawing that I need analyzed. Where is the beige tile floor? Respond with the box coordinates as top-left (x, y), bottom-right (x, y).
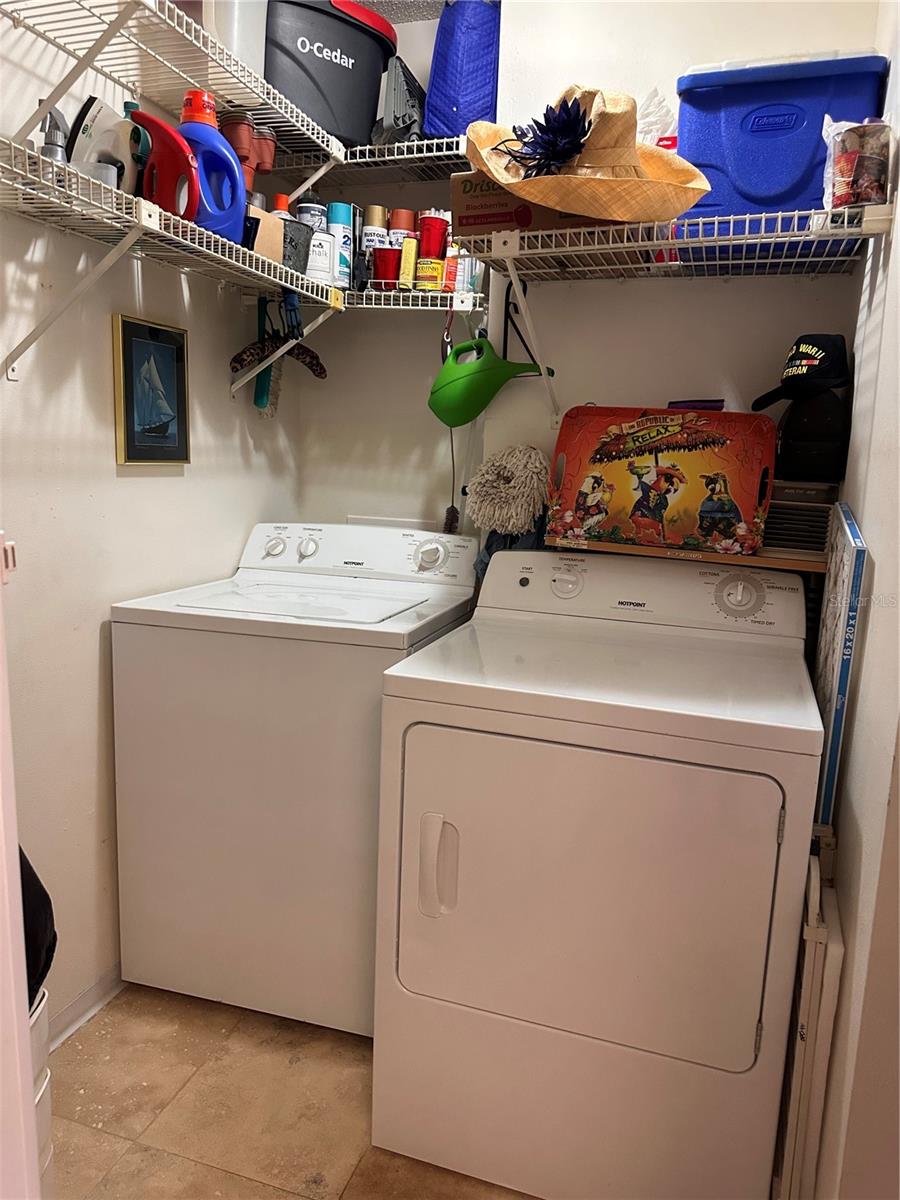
top-left (51, 985), bottom-right (535, 1200)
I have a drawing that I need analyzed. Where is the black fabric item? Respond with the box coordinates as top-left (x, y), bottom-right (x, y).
top-left (19, 848), bottom-right (57, 1010)
top-left (474, 510), bottom-right (548, 582)
top-left (753, 334), bottom-right (851, 410)
top-left (774, 389), bottom-right (852, 483)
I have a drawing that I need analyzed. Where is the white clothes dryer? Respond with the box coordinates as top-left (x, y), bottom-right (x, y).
top-left (373, 550), bottom-right (824, 1199)
top-left (112, 523), bottom-right (476, 1037)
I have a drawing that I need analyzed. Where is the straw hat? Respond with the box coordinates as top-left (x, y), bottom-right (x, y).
top-left (466, 86), bottom-right (710, 223)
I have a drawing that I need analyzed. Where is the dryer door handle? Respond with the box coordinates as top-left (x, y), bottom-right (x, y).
top-left (418, 812), bottom-right (459, 918)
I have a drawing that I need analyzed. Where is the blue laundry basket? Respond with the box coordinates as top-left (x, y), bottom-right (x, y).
top-left (424, 0), bottom-right (501, 138)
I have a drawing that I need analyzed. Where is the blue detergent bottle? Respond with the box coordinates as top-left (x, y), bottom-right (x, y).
top-left (177, 89), bottom-right (246, 244)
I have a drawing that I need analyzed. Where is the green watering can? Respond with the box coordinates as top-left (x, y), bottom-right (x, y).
top-left (428, 338), bottom-right (550, 428)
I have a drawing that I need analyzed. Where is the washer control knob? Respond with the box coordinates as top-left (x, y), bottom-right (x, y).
top-left (415, 541), bottom-right (447, 571)
top-left (297, 537), bottom-right (319, 560)
top-left (551, 572), bottom-right (584, 599)
top-left (263, 536), bottom-right (287, 558)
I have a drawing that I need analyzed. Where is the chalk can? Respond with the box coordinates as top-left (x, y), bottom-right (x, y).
top-left (415, 257), bottom-right (444, 291)
top-left (306, 229), bottom-right (336, 285)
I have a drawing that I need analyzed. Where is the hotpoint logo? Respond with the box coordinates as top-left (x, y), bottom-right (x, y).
top-left (343, 560), bottom-right (365, 567)
top-left (617, 600), bottom-right (647, 608)
top-left (750, 112), bottom-right (798, 133)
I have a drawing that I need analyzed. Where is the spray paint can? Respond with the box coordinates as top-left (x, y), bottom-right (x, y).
top-left (388, 207), bottom-right (415, 250)
top-left (326, 201), bottom-right (352, 289)
top-left (294, 192), bottom-right (327, 232)
top-left (362, 205), bottom-right (390, 251)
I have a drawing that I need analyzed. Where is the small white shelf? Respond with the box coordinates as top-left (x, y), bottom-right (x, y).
top-left (0, 0), bottom-right (344, 158)
top-left (459, 206), bottom-right (894, 282)
top-left (342, 289), bottom-right (482, 311)
top-left (277, 137), bottom-right (469, 188)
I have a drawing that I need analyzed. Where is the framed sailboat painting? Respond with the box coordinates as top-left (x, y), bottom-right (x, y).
top-left (113, 316), bottom-right (189, 464)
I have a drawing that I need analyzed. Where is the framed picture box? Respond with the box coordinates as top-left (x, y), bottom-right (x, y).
top-left (113, 315), bottom-right (189, 464)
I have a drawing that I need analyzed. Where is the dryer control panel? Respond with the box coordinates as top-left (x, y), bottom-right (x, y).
top-left (240, 524), bottom-right (478, 587)
top-left (478, 552), bottom-right (807, 639)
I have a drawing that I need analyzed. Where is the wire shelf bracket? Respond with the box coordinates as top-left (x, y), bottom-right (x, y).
top-left (493, 231), bottom-right (560, 425)
top-left (230, 308), bottom-right (335, 395)
top-left (5, 221), bottom-right (142, 379)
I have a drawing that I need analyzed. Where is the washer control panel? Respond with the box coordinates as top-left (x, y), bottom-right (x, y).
top-left (241, 524), bottom-right (478, 586)
top-left (478, 552), bottom-right (806, 639)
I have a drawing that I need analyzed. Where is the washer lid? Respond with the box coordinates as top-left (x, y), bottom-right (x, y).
top-left (385, 613), bottom-right (824, 754)
top-left (112, 570), bottom-right (474, 648)
top-left (176, 578), bottom-right (429, 624)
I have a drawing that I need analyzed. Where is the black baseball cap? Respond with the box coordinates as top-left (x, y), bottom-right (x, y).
top-left (752, 334), bottom-right (851, 410)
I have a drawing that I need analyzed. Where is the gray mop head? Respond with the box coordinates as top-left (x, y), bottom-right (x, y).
top-left (466, 445), bottom-right (550, 535)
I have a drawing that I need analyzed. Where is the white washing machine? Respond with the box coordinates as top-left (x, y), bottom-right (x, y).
top-left (112, 523), bottom-right (476, 1037)
top-left (373, 551), bottom-right (824, 1200)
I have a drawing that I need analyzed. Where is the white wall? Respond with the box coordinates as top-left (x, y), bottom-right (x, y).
top-left (0, 29), bottom-right (313, 1026)
top-left (816, 2), bottom-right (900, 1193)
top-left (497, 1), bottom-right (878, 126)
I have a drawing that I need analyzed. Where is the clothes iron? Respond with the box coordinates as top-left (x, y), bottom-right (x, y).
top-left (67, 97), bottom-right (148, 193)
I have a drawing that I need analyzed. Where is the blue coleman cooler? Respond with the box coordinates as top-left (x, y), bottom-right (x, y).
top-left (677, 53), bottom-right (889, 219)
top-left (265, 0), bottom-right (396, 146)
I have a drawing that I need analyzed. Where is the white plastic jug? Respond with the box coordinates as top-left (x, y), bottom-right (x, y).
top-left (173, 0), bottom-right (267, 77)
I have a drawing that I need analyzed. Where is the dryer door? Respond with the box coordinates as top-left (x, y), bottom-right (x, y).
top-left (398, 725), bottom-right (783, 1072)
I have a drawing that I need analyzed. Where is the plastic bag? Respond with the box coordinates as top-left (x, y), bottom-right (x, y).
top-left (822, 113), bottom-right (892, 209)
top-left (637, 88), bottom-right (677, 145)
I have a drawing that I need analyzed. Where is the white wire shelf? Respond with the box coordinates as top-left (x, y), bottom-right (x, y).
top-left (0, 137), bottom-right (343, 306)
top-left (458, 206), bottom-right (894, 282)
top-left (276, 137), bottom-right (469, 187)
top-left (342, 288), bottom-right (482, 311)
top-left (0, 0), bottom-right (344, 157)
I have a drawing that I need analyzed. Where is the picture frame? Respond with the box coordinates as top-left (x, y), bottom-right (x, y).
top-left (113, 315), bottom-right (190, 465)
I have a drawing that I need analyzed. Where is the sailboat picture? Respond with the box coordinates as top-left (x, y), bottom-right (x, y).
top-left (135, 344), bottom-right (177, 442)
top-left (114, 316), bottom-right (189, 464)
top-left (133, 340), bottom-right (177, 444)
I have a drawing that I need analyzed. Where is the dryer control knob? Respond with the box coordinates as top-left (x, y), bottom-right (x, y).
top-left (297, 537), bottom-right (319, 560)
top-left (263, 536), bottom-right (287, 558)
top-left (415, 541), bottom-right (447, 571)
top-left (551, 572), bottom-right (584, 599)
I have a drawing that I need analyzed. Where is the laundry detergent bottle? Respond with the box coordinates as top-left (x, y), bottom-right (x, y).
top-left (177, 89), bottom-right (246, 244)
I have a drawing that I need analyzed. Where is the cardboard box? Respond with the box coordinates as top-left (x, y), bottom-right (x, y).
top-left (244, 205), bottom-right (284, 264)
top-left (451, 170), bottom-right (611, 237)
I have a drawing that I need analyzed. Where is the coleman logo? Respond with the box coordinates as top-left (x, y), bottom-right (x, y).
top-left (617, 600), bottom-right (647, 608)
top-left (296, 37), bottom-right (355, 69)
top-left (750, 112), bottom-right (797, 132)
